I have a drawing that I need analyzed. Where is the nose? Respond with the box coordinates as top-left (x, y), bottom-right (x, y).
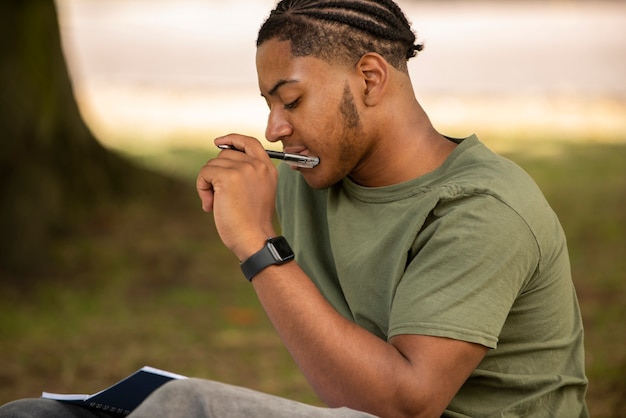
top-left (265, 108), bottom-right (293, 144)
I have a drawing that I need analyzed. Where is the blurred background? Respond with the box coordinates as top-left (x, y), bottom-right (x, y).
top-left (56, 0), bottom-right (626, 151)
top-left (1, 1), bottom-right (625, 417)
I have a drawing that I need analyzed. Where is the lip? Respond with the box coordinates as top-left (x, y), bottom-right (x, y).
top-left (283, 146), bottom-right (309, 155)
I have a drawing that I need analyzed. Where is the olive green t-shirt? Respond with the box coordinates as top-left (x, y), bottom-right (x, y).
top-left (276, 135), bottom-right (588, 417)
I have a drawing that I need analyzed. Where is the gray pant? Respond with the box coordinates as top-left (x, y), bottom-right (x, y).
top-left (0, 378), bottom-right (376, 417)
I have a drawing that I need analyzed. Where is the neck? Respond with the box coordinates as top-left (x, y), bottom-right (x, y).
top-left (349, 101), bottom-right (457, 188)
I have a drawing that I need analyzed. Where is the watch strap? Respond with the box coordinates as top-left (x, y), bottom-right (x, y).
top-left (240, 237), bottom-right (294, 282)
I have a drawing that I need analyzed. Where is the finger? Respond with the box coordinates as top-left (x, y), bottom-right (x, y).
top-left (198, 188), bottom-right (214, 212)
top-left (196, 152), bottom-right (245, 200)
top-left (196, 156), bottom-right (254, 212)
top-left (196, 165), bottom-right (216, 212)
top-left (214, 134), bottom-right (271, 165)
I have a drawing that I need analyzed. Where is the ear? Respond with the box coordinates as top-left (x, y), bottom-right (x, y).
top-left (356, 52), bottom-right (389, 107)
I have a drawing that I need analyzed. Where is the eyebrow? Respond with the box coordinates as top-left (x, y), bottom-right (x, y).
top-left (265, 79), bottom-right (299, 97)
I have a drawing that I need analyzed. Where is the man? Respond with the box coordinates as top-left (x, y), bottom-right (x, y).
top-left (0, 0), bottom-right (587, 417)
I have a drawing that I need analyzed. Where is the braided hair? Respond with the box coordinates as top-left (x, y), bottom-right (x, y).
top-left (256, 0), bottom-right (423, 72)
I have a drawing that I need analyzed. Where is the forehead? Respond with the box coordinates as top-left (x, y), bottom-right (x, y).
top-left (256, 39), bottom-right (340, 95)
top-left (256, 39), bottom-right (293, 82)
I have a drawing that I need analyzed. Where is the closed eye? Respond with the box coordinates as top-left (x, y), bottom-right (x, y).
top-left (284, 98), bottom-right (300, 110)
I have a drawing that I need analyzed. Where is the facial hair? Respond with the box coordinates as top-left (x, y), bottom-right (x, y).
top-left (338, 83), bottom-right (362, 165)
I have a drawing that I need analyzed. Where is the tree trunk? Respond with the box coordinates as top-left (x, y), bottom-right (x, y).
top-left (0, 1), bottom-right (158, 274)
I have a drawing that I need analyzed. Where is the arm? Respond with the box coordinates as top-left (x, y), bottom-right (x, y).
top-left (197, 135), bottom-right (487, 418)
top-left (251, 261), bottom-right (487, 418)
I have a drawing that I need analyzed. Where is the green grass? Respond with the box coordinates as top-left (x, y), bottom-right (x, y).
top-left (1, 137), bottom-right (625, 416)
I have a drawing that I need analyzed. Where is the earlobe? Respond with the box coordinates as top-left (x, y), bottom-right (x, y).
top-left (358, 53), bottom-right (388, 106)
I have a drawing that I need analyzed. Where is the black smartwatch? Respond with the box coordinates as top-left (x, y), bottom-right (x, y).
top-left (240, 236), bottom-right (295, 282)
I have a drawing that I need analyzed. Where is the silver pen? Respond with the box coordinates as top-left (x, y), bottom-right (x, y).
top-left (217, 144), bottom-right (320, 168)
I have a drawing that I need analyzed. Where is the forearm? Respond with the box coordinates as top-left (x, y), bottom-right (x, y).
top-left (251, 262), bottom-right (433, 418)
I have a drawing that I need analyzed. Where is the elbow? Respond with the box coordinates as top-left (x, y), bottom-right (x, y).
top-left (320, 388), bottom-right (445, 418)
top-left (387, 395), bottom-right (445, 418)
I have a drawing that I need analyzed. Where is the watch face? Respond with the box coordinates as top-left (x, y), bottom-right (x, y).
top-left (268, 236), bottom-right (294, 261)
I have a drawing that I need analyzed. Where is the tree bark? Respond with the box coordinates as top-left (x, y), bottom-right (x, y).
top-left (0, 1), bottom-right (160, 274)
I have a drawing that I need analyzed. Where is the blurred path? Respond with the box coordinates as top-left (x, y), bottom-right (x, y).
top-left (56, 0), bottom-right (626, 148)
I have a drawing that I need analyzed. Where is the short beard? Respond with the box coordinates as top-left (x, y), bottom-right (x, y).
top-left (338, 83), bottom-right (362, 164)
top-left (340, 83), bottom-right (361, 130)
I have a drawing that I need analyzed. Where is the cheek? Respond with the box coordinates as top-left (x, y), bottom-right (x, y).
top-left (298, 110), bottom-right (342, 156)
top-left (295, 89), bottom-right (360, 187)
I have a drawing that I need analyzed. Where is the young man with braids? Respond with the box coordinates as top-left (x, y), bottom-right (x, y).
top-left (0, 1), bottom-right (588, 417)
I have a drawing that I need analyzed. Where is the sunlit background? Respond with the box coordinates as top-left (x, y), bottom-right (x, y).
top-left (55, 0), bottom-right (626, 153)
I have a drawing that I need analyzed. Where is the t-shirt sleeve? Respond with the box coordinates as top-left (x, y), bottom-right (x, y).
top-left (388, 193), bottom-right (540, 349)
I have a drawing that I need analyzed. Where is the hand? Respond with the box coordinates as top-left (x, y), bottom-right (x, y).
top-left (196, 134), bottom-right (278, 261)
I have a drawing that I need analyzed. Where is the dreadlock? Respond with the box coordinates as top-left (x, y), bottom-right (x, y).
top-left (256, 0), bottom-right (423, 72)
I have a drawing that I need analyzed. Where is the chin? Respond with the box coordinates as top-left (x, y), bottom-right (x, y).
top-left (300, 170), bottom-right (340, 190)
